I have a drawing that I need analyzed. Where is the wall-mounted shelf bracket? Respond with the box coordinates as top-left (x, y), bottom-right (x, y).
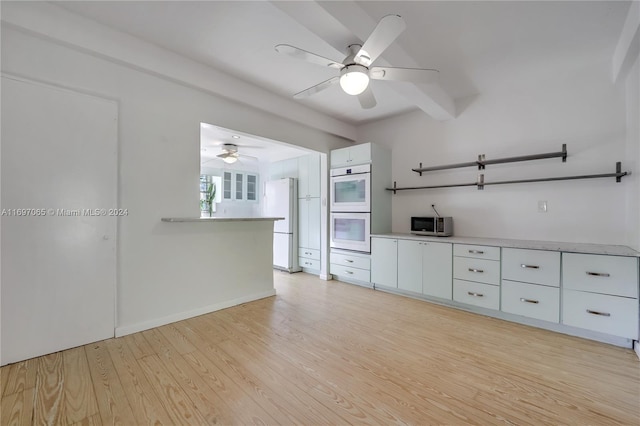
top-left (412, 144), bottom-right (568, 174)
top-left (390, 161), bottom-right (630, 193)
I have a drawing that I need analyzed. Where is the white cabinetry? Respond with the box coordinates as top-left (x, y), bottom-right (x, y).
top-left (397, 240), bottom-right (452, 298)
top-left (330, 144), bottom-right (372, 168)
top-left (453, 244), bottom-right (500, 309)
top-left (562, 253), bottom-right (639, 339)
top-left (298, 197), bottom-right (320, 251)
top-left (397, 240), bottom-right (421, 292)
top-left (297, 153), bottom-right (321, 272)
top-left (422, 242), bottom-right (453, 299)
top-left (331, 251), bottom-right (371, 284)
top-left (368, 236), bottom-right (640, 347)
top-left (501, 248), bottom-right (560, 323)
top-left (371, 237), bottom-right (398, 288)
top-left (298, 153), bottom-right (320, 198)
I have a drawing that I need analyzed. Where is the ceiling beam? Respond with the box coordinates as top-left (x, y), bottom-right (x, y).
top-left (613, 0), bottom-right (640, 83)
top-left (272, 0), bottom-right (456, 121)
top-left (1, 1), bottom-right (357, 142)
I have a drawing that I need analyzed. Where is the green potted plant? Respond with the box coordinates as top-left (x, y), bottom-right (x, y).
top-left (205, 182), bottom-right (216, 217)
top-left (202, 182), bottom-right (216, 216)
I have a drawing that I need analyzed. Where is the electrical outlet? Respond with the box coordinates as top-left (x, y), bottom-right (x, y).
top-left (538, 200), bottom-right (548, 213)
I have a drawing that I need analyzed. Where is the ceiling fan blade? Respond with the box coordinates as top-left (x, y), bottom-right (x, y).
top-left (293, 76), bottom-right (340, 99)
top-left (357, 86), bottom-right (377, 109)
top-left (355, 15), bottom-right (406, 67)
top-left (370, 66), bottom-right (439, 84)
top-left (275, 44), bottom-right (343, 69)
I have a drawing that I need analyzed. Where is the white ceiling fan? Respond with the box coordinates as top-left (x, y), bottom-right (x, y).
top-left (216, 143), bottom-right (242, 164)
top-left (275, 14), bottom-right (439, 109)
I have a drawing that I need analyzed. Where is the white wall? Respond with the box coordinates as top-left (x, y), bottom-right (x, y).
top-left (1, 25), bottom-right (350, 333)
top-left (357, 54), bottom-right (633, 245)
top-left (625, 56), bottom-right (640, 251)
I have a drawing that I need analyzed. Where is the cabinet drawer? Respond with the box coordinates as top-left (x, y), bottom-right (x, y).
top-left (453, 280), bottom-right (500, 310)
top-left (563, 254), bottom-right (638, 298)
top-left (299, 248), bottom-right (320, 261)
top-left (330, 264), bottom-right (370, 282)
top-left (331, 252), bottom-right (370, 271)
top-left (562, 289), bottom-right (639, 339)
top-left (453, 244), bottom-right (500, 261)
top-left (502, 248), bottom-right (560, 287)
top-left (299, 257), bottom-right (320, 270)
top-left (501, 280), bottom-right (559, 323)
top-left (453, 257), bottom-right (500, 285)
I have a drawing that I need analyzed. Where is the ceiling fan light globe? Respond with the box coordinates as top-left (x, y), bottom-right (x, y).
top-left (339, 65), bottom-right (370, 96)
top-left (223, 156), bottom-right (238, 164)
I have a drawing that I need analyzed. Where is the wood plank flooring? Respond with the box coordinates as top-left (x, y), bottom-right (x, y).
top-left (2, 271), bottom-right (639, 425)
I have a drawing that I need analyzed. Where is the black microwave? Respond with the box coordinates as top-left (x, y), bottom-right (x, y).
top-left (411, 216), bottom-right (453, 237)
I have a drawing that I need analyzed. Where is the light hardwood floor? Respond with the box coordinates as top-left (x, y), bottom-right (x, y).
top-left (2, 271), bottom-right (639, 425)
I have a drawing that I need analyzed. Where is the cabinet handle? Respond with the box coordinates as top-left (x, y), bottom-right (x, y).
top-left (345, 259), bottom-right (354, 263)
top-left (520, 298), bottom-right (539, 304)
top-left (521, 264), bottom-right (540, 269)
top-left (468, 268), bottom-right (484, 273)
top-left (467, 291), bottom-right (484, 297)
top-left (586, 272), bottom-right (610, 277)
top-left (468, 249), bottom-right (484, 254)
top-left (346, 270), bottom-right (353, 274)
top-left (586, 309), bottom-right (611, 317)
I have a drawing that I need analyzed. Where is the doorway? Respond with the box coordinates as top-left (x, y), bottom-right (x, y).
top-left (1, 77), bottom-right (117, 365)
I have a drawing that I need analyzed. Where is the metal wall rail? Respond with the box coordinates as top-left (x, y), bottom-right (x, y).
top-left (389, 162), bottom-right (630, 193)
top-left (412, 144), bottom-right (567, 175)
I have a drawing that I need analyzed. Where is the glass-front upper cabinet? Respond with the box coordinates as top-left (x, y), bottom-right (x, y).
top-left (246, 174), bottom-right (258, 201)
top-left (221, 171), bottom-right (259, 202)
top-left (223, 171), bottom-right (233, 200)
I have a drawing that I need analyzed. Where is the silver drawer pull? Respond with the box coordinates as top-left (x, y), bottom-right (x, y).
top-left (345, 259), bottom-right (354, 263)
top-left (468, 268), bottom-right (484, 273)
top-left (467, 291), bottom-right (484, 297)
top-left (520, 298), bottom-right (539, 304)
top-left (586, 309), bottom-right (611, 317)
top-left (346, 270), bottom-right (353, 274)
top-left (586, 272), bottom-right (610, 277)
top-left (468, 249), bottom-right (484, 254)
top-left (520, 264), bottom-right (540, 269)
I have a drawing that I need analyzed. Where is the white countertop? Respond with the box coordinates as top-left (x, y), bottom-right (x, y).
top-left (371, 233), bottom-right (640, 257)
top-left (161, 217), bottom-right (284, 222)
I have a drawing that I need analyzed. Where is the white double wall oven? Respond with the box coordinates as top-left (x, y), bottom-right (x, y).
top-left (330, 164), bottom-right (372, 253)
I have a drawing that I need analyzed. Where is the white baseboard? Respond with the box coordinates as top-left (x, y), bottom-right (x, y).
top-left (634, 341), bottom-right (640, 360)
top-left (115, 289), bottom-right (276, 338)
top-left (320, 273), bottom-right (332, 281)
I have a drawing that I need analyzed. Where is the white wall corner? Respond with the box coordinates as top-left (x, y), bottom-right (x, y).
top-left (115, 289), bottom-right (276, 338)
top-left (613, 1), bottom-right (640, 83)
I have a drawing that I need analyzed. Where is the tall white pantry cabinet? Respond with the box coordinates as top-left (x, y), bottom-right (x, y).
top-left (298, 153), bottom-right (321, 271)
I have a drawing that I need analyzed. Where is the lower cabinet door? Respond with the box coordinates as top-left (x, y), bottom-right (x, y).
top-left (371, 238), bottom-right (397, 288)
top-left (501, 280), bottom-right (559, 323)
top-left (453, 279), bottom-right (499, 310)
top-left (422, 242), bottom-right (453, 299)
top-left (562, 289), bottom-right (638, 339)
top-left (397, 240), bottom-right (422, 293)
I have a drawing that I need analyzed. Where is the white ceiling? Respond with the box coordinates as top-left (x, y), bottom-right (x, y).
top-left (200, 122), bottom-right (312, 167)
top-left (55, 1), bottom-right (630, 125)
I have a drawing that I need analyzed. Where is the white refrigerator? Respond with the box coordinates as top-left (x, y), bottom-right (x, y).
top-left (264, 178), bottom-right (300, 272)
